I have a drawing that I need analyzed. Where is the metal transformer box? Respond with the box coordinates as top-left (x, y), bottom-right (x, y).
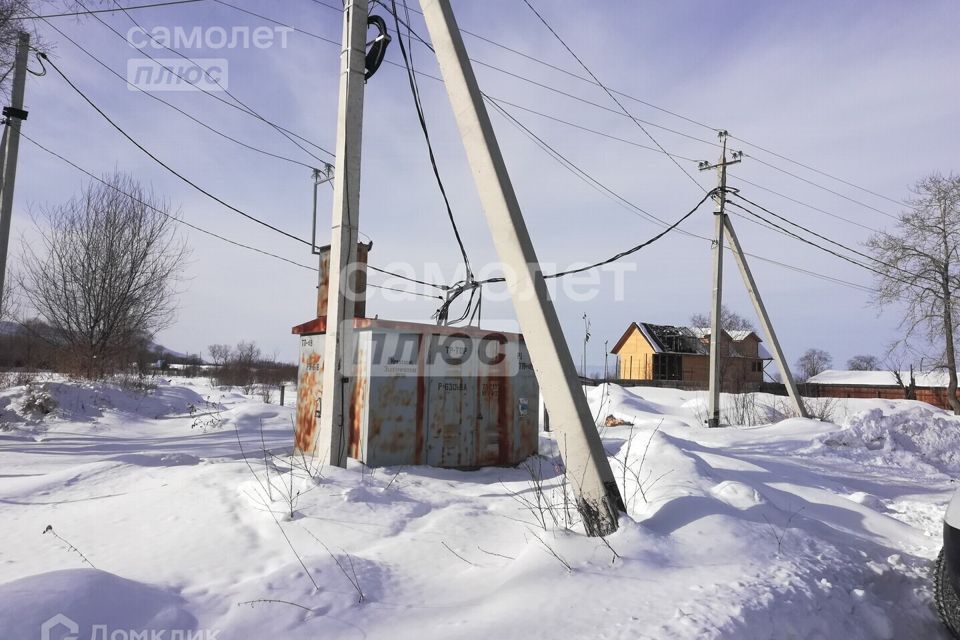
top-left (292, 317), bottom-right (539, 468)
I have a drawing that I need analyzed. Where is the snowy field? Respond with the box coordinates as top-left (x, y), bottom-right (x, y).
top-left (0, 375), bottom-right (957, 639)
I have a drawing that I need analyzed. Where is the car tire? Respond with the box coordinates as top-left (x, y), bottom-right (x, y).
top-left (936, 547), bottom-right (960, 638)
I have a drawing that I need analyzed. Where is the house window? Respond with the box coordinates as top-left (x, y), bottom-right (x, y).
top-left (653, 354), bottom-right (682, 381)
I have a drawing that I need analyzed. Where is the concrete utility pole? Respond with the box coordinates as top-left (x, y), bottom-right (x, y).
top-left (0, 32), bottom-right (30, 314)
top-left (317, 0), bottom-right (368, 467)
top-left (722, 217), bottom-right (808, 418)
top-left (420, 0), bottom-right (624, 536)
top-left (699, 131), bottom-right (739, 428)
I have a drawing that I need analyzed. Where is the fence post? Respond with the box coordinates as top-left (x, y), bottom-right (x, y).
top-left (279, 384), bottom-right (285, 407)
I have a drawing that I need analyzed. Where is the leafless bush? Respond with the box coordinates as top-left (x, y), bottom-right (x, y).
top-left (0, 369), bottom-right (35, 389)
top-left (111, 372), bottom-right (156, 395)
top-left (611, 419), bottom-right (671, 510)
top-left (761, 505), bottom-right (805, 556)
top-left (721, 392), bottom-right (763, 426)
top-left (528, 529), bottom-right (572, 572)
top-left (802, 395), bottom-right (843, 423)
top-left (189, 398), bottom-right (224, 432)
top-left (256, 384), bottom-right (274, 404)
top-left (304, 528), bottom-right (365, 603)
top-left (17, 172), bottom-right (188, 378)
top-left (211, 341), bottom-right (295, 395)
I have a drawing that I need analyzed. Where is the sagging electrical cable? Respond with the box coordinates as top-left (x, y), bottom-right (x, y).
top-left (432, 188), bottom-right (717, 322)
top-left (390, 0), bottom-right (475, 285)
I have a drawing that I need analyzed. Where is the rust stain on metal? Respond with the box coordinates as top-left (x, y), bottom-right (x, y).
top-left (316, 249), bottom-right (331, 317)
top-left (291, 318), bottom-right (538, 468)
top-left (348, 348), bottom-right (366, 460)
top-left (295, 349), bottom-right (323, 454)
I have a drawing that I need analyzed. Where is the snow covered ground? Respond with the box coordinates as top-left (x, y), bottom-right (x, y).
top-left (0, 375), bottom-right (956, 639)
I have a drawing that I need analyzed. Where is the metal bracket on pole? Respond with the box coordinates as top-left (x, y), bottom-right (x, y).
top-left (420, 0), bottom-right (624, 536)
top-left (311, 163), bottom-right (335, 255)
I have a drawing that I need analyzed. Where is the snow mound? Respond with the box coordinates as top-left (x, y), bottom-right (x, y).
top-left (0, 569), bottom-right (196, 639)
top-left (0, 376), bottom-right (210, 432)
top-left (816, 405), bottom-right (960, 474)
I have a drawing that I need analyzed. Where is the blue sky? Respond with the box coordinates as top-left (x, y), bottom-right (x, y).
top-left (9, 0), bottom-right (960, 368)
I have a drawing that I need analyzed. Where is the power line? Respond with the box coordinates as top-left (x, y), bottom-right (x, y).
top-left (41, 52), bottom-right (315, 246)
top-left (726, 199), bottom-right (933, 296)
top-left (730, 135), bottom-right (912, 210)
top-left (728, 174), bottom-right (880, 233)
top-left (39, 54), bottom-right (460, 294)
top-left (375, 0), bottom-right (911, 214)
top-left (390, 0), bottom-right (473, 280)
top-left (34, 13), bottom-right (317, 170)
top-left (22, 133), bottom-right (320, 271)
top-left (79, 0), bottom-right (333, 165)
top-left (284, 2), bottom-right (727, 152)
top-left (523, 0), bottom-right (705, 190)
top-left (307, 0), bottom-right (722, 135)
top-left (486, 95), bottom-right (702, 163)
top-left (744, 152), bottom-right (900, 220)
top-left (486, 99), bottom-right (875, 293)
top-left (300, 0), bottom-right (913, 220)
top-left (23, 0), bottom-right (205, 19)
top-left (41, 1), bottom-right (335, 161)
top-left (547, 189), bottom-right (715, 278)
top-left (727, 191), bottom-right (930, 286)
top-left (25, 134), bottom-right (456, 303)
top-left (215, 0), bottom-right (339, 45)
top-left (39, 4), bottom-right (879, 298)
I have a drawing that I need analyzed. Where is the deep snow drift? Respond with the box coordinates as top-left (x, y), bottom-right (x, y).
top-left (0, 376), bottom-right (956, 639)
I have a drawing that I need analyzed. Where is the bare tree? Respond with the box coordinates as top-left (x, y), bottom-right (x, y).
top-left (867, 173), bottom-right (960, 414)
top-left (0, 1), bottom-right (53, 97)
top-left (796, 348), bottom-right (832, 382)
top-left (234, 341), bottom-right (262, 367)
top-left (18, 172), bottom-right (188, 377)
top-left (847, 354), bottom-right (879, 371)
top-left (690, 304), bottom-right (756, 333)
top-left (691, 305), bottom-right (756, 391)
top-left (208, 343), bottom-right (232, 367)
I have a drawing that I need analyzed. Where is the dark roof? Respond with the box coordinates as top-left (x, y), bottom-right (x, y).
top-left (642, 323), bottom-right (709, 355)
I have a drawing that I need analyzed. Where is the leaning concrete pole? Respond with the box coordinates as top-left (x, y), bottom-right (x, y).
top-left (723, 217), bottom-right (808, 418)
top-left (317, 0), bottom-right (368, 467)
top-left (420, 0), bottom-right (624, 536)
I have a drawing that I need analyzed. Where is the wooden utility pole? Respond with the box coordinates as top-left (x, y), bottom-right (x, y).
top-left (420, 0), bottom-right (624, 536)
top-left (0, 32), bottom-right (30, 313)
top-left (699, 131), bottom-right (739, 428)
top-left (317, 0), bottom-right (368, 467)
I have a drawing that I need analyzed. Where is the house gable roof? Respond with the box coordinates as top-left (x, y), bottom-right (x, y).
top-left (610, 322), bottom-right (641, 355)
top-left (611, 321), bottom-right (768, 357)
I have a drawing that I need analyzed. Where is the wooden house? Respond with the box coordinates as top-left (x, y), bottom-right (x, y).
top-left (610, 322), bottom-right (770, 391)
